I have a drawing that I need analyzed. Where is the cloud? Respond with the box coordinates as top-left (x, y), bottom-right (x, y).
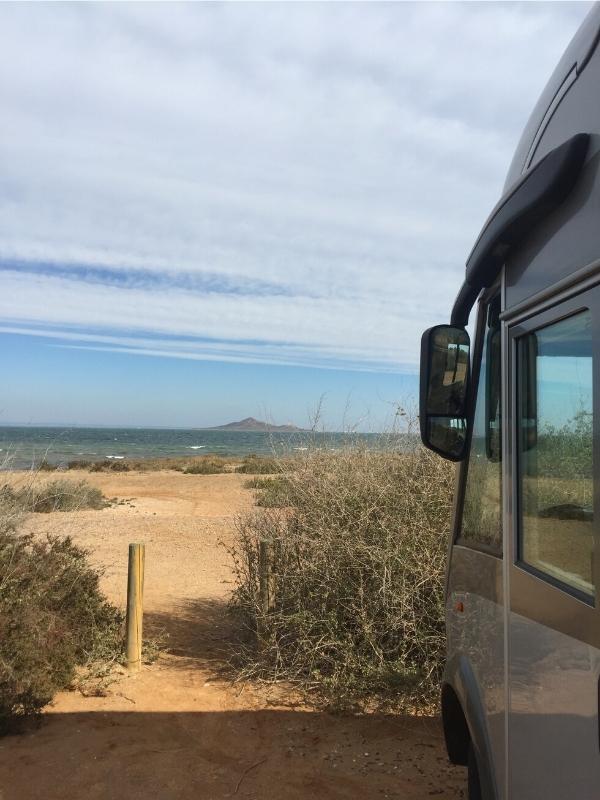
top-left (0, 2), bottom-right (592, 370)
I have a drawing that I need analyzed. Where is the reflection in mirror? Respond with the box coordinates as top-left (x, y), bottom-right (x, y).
top-left (427, 417), bottom-right (467, 461)
top-left (426, 327), bottom-right (470, 416)
top-left (420, 324), bottom-right (470, 461)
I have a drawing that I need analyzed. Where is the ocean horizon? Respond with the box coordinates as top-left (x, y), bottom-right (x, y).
top-left (0, 425), bottom-right (413, 469)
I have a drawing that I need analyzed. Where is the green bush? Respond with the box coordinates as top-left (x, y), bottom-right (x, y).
top-left (243, 477), bottom-right (271, 490)
top-left (235, 455), bottom-right (283, 475)
top-left (183, 459), bottom-right (227, 475)
top-left (89, 460), bottom-right (130, 473)
top-left (107, 460), bottom-right (130, 473)
top-left (0, 517), bottom-right (123, 731)
top-left (1, 480), bottom-right (108, 514)
top-left (245, 476), bottom-right (295, 508)
top-left (228, 446), bottom-right (454, 711)
top-left (67, 460), bottom-right (93, 470)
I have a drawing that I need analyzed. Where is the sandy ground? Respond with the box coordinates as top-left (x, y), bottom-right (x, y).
top-left (0, 470), bottom-right (466, 799)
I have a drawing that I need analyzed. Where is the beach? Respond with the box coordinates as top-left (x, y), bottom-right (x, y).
top-left (0, 466), bottom-right (465, 799)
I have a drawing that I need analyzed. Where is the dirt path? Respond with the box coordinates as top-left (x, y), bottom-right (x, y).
top-left (0, 471), bottom-right (466, 799)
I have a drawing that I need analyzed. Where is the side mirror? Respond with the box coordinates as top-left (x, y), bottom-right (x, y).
top-left (420, 325), bottom-right (470, 461)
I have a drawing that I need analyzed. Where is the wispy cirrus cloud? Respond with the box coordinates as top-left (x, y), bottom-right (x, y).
top-left (0, 2), bottom-right (592, 371)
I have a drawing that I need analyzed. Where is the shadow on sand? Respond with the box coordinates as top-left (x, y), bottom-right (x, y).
top-left (0, 708), bottom-right (466, 800)
top-left (0, 602), bottom-right (467, 798)
top-left (144, 597), bottom-right (245, 675)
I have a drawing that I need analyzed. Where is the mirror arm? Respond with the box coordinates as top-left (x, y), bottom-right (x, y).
top-left (451, 282), bottom-right (479, 327)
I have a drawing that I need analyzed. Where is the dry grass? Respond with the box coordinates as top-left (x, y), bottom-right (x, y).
top-left (227, 445), bottom-right (454, 711)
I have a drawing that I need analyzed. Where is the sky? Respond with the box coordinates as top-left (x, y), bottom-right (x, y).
top-left (0, 1), bottom-right (593, 430)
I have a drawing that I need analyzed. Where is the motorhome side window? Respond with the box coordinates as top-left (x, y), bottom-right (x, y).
top-left (517, 310), bottom-right (594, 598)
top-left (460, 294), bottom-right (502, 551)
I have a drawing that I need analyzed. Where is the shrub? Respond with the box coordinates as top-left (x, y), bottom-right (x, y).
top-left (248, 476), bottom-right (295, 508)
top-left (183, 458), bottom-right (227, 475)
top-left (89, 460), bottom-right (130, 473)
top-left (106, 460), bottom-right (130, 472)
top-left (227, 446), bottom-right (454, 711)
top-left (243, 477), bottom-right (271, 490)
top-left (67, 460), bottom-right (93, 470)
top-left (37, 460), bottom-right (57, 472)
top-left (0, 517), bottom-right (123, 731)
top-left (0, 480), bottom-right (108, 514)
top-left (235, 455), bottom-right (283, 475)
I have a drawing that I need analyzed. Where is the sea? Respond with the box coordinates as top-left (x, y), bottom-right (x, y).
top-left (0, 426), bottom-right (411, 470)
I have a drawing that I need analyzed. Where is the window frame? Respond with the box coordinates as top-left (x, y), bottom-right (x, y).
top-left (510, 291), bottom-right (598, 607)
top-left (454, 285), bottom-right (503, 557)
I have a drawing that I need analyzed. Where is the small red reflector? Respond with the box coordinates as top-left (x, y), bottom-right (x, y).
top-left (454, 601), bottom-right (464, 613)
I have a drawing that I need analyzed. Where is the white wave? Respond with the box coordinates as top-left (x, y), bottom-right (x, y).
top-left (293, 447), bottom-right (308, 451)
top-left (187, 445), bottom-right (206, 450)
top-left (106, 455), bottom-right (125, 459)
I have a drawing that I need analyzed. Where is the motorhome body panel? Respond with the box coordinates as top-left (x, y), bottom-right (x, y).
top-left (505, 27), bottom-right (600, 312)
top-left (501, 25), bottom-right (600, 796)
top-left (508, 613), bottom-right (600, 797)
top-left (433, 8), bottom-right (600, 797)
top-left (504, 4), bottom-right (600, 189)
top-left (499, 27), bottom-right (600, 796)
top-left (503, 289), bottom-right (600, 797)
top-left (445, 546), bottom-right (504, 798)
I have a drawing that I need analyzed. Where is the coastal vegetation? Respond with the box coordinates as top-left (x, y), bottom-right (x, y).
top-left (0, 441), bottom-right (454, 731)
top-left (235, 454), bottom-right (284, 474)
top-left (244, 475), bottom-right (293, 507)
top-left (183, 457), bottom-right (228, 474)
top-left (0, 481), bottom-right (122, 731)
top-left (34, 453), bottom-right (288, 474)
top-left (228, 445), bottom-right (454, 711)
top-left (0, 478), bottom-right (107, 513)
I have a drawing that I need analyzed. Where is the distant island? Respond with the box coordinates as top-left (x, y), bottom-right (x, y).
top-left (207, 417), bottom-right (306, 432)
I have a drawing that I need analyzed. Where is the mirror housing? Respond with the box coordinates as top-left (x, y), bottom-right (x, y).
top-left (419, 325), bottom-right (471, 461)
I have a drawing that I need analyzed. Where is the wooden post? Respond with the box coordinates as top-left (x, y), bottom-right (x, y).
top-left (125, 543), bottom-right (145, 672)
top-left (258, 538), bottom-right (273, 614)
top-left (257, 539), bottom-right (273, 649)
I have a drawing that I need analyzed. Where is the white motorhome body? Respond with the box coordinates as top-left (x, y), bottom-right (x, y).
top-left (420, 6), bottom-right (600, 799)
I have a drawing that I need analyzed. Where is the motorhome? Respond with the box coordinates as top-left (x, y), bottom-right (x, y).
top-left (419, 6), bottom-right (600, 799)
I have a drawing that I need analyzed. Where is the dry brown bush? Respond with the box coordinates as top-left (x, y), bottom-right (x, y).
top-left (227, 444), bottom-right (454, 711)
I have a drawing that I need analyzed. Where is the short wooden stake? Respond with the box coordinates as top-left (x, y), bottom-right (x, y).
top-left (258, 538), bottom-right (273, 614)
top-left (125, 543), bottom-right (145, 672)
top-left (257, 539), bottom-right (273, 649)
